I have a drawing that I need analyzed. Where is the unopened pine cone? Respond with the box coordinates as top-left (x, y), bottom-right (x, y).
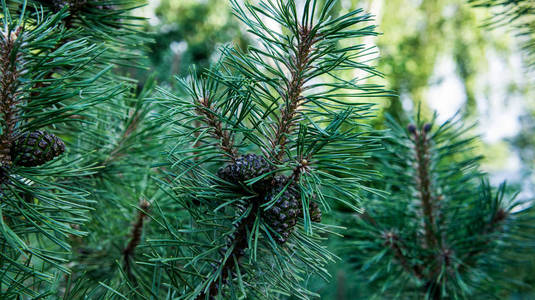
top-left (217, 154), bottom-right (274, 190)
top-left (11, 130), bottom-right (65, 167)
top-left (263, 175), bottom-right (301, 244)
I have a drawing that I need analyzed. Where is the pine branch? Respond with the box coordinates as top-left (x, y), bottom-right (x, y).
top-left (462, 187), bottom-right (509, 265)
top-left (147, 0), bottom-right (386, 298)
top-left (469, 0), bottom-right (535, 67)
top-left (341, 114), bottom-right (530, 298)
top-left (409, 123), bottom-right (438, 248)
top-left (271, 25), bottom-right (317, 162)
top-left (195, 96), bottom-right (238, 160)
top-left (382, 230), bottom-right (424, 279)
top-left (123, 199), bottom-right (151, 280)
top-left (196, 203), bottom-right (258, 299)
top-left (0, 2), bottom-right (152, 297)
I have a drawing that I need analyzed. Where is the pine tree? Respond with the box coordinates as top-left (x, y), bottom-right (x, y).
top-left (339, 113), bottom-right (531, 299)
top-left (120, 0), bottom-right (385, 298)
top-left (3, 0), bottom-right (533, 299)
top-left (0, 0), bottom-right (154, 298)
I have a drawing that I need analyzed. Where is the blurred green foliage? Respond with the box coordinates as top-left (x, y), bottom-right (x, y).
top-left (146, 0), bottom-right (247, 84)
top-left (366, 0), bottom-right (506, 122)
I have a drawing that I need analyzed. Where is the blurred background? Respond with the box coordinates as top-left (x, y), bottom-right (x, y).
top-left (127, 0), bottom-right (534, 298)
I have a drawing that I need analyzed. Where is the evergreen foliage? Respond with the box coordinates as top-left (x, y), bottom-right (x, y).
top-left (134, 0), bottom-right (385, 298)
top-left (0, 0), bottom-right (154, 297)
top-left (340, 114), bottom-right (532, 299)
top-left (1, 0), bottom-right (533, 299)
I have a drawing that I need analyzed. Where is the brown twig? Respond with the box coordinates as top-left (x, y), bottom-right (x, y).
top-left (195, 97), bottom-right (238, 160)
top-left (270, 25), bottom-right (317, 162)
top-left (410, 125), bottom-right (438, 249)
top-left (358, 210), bottom-right (378, 226)
top-left (382, 230), bottom-right (424, 279)
top-left (195, 204), bottom-right (258, 299)
top-left (122, 199), bottom-right (151, 280)
top-left (0, 27), bottom-right (23, 166)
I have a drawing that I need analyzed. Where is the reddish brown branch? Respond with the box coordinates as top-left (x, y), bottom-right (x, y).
top-left (382, 231), bottom-right (424, 279)
top-left (358, 210), bottom-right (378, 226)
top-left (195, 98), bottom-right (237, 160)
top-left (0, 28), bottom-right (23, 166)
top-left (410, 125), bottom-right (438, 248)
top-left (195, 204), bottom-right (257, 299)
top-left (271, 26), bottom-right (317, 162)
top-left (123, 199), bottom-right (151, 279)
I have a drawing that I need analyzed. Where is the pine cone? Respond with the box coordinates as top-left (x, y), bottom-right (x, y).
top-left (423, 123), bottom-right (432, 133)
top-left (407, 124), bottom-right (417, 135)
top-left (217, 154), bottom-right (274, 189)
top-left (309, 201), bottom-right (322, 223)
top-left (11, 131), bottom-right (65, 167)
top-left (52, 0), bottom-right (68, 9)
top-left (263, 175), bottom-right (302, 244)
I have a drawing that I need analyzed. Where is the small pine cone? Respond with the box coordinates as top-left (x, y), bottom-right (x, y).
top-left (217, 154), bottom-right (274, 189)
top-left (11, 131), bottom-right (65, 167)
top-left (309, 201), bottom-right (322, 223)
top-left (407, 124), bottom-right (417, 135)
top-left (423, 123), bottom-right (432, 133)
top-left (60, 0), bottom-right (87, 9)
top-left (263, 175), bottom-right (302, 244)
top-left (96, 4), bottom-right (115, 10)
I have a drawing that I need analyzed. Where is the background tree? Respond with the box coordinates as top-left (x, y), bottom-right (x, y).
top-left (127, 0), bottom-right (248, 87)
top-left (469, 0), bottom-right (535, 67)
top-left (334, 114), bottom-right (531, 299)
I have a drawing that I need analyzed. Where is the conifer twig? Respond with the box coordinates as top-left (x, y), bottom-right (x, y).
top-left (410, 124), bottom-right (438, 248)
top-left (195, 97), bottom-right (238, 160)
top-left (104, 109), bottom-right (142, 166)
top-left (271, 25), bottom-right (318, 162)
top-left (463, 207), bottom-right (508, 263)
top-left (382, 231), bottom-right (424, 279)
top-left (123, 199), bottom-right (151, 280)
top-left (196, 203), bottom-right (258, 299)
